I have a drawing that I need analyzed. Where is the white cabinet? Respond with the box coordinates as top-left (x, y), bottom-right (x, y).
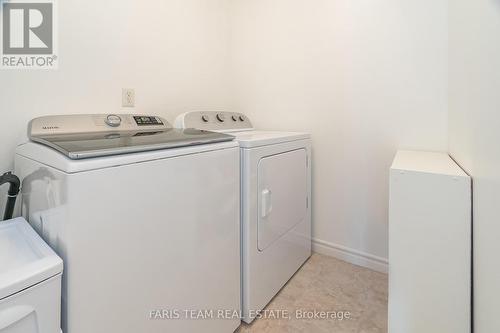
top-left (389, 150), bottom-right (471, 333)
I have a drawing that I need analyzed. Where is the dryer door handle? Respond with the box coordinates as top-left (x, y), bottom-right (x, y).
top-left (261, 189), bottom-right (273, 218)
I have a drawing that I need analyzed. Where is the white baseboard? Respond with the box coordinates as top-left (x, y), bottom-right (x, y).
top-left (312, 238), bottom-right (388, 274)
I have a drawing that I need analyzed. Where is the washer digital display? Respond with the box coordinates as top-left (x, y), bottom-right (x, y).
top-left (134, 116), bottom-right (163, 126)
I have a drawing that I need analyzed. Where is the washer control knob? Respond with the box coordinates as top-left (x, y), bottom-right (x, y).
top-left (231, 115), bottom-right (238, 122)
top-left (216, 113), bottom-right (226, 122)
top-left (239, 115), bottom-right (245, 122)
top-left (105, 114), bottom-right (122, 127)
top-left (201, 115), bottom-right (210, 123)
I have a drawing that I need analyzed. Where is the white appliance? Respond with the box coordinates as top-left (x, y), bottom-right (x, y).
top-left (389, 150), bottom-right (471, 333)
top-left (15, 114), bottom-right (241, 333)
top-left (0, 217), bottom-right (63, 333)
top-left (175, 111), bottom-right (312, 323)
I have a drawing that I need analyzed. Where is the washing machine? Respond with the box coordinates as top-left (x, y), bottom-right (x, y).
top-left (175, 111), bottom-right (312, 323)
top-left (14, 114), bottom-right (241, 333)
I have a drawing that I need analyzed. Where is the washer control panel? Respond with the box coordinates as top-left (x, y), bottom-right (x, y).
top-left (30, 114), bottom-right (170, 137)
top-left (175, 112), bottom-right (253, 132)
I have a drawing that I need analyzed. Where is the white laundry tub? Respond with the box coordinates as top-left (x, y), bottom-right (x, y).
top-left (0, 217), bottom-right (63, 333)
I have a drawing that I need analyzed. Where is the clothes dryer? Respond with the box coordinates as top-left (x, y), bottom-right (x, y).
top-left (175, 112), bottom-right (312, 323)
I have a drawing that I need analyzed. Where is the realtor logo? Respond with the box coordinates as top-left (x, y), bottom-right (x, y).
top-left (1, 0), bottom-right (58, 69)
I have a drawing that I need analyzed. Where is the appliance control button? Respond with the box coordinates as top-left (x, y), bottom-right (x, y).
top-left (201, 115), bottom-right (210, 122)
top-left (231, 115), bottom-right (238, 122)
top-left (239, 115), bottom-right (245, 122)
top-left (105, 114), bottom-right (122, 127)
top-left (216, 113), bottom-right (226, 122)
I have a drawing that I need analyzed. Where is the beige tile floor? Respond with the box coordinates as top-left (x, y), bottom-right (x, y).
top-left (237, 253), bottom-right (388, 333)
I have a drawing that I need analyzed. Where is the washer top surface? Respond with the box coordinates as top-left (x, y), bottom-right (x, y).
top-left (0, 218), bottom-right (63, 300)
top-left (16, 140), bottom-right (238, 174)
top-left (175, 112), bottom-right (310, 148)
top-left (28, 114), bottom-right (235, 160)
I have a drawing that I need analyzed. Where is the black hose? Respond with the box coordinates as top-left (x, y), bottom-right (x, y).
top-left (0, 172), bottom-right (21, 221)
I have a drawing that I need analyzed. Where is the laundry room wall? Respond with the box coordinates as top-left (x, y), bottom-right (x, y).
top-left (0, 0), bottom-right (232, 209)
top-left (229, 0), bottom-right (449, 270)
top-left (449, 0), bottom-right (500, 331)
top-left (1, 0), bottom-right (450, 271)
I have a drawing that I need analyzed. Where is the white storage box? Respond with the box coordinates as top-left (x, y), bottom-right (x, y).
top-left (389, 150), bottom-right (471, 333)
top-left (0, 217), bottom-right (63, 333)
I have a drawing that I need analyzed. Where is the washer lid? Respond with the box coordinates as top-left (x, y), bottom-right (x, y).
top-left (0, 218), bottom-right (63, 300)
top-left (230, 130), bottom-right (310, 148)
top-left (29, 114), bottom-right (235, 159)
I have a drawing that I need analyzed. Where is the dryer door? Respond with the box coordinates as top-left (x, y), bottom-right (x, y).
top-left (258, 149), bottom-right (307, 251)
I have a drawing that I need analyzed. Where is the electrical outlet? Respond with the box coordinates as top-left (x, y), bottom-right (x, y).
top-left (122, 88), bottom-right (135, 107)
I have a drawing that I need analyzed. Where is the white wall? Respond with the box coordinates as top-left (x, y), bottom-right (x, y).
top-left (449, 0), bottom-right (500, 331)
top-left (0, 0), bottom-right (231, 171)
top-left (0, 0), bottom-right (450, 272)
top-left (230, 0), bottom-right (448, 267)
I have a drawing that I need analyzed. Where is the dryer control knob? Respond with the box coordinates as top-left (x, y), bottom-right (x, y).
top-left (105, 114), bottom-right (122, 127)
top-left (239, 115), bottom-right (245, 122)
top-left (201, 115), bottom-right (210, 122)
top-left (216, 114), bottom-right (226, 122)
top-left (231, 115), bottom-right (238, 122)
